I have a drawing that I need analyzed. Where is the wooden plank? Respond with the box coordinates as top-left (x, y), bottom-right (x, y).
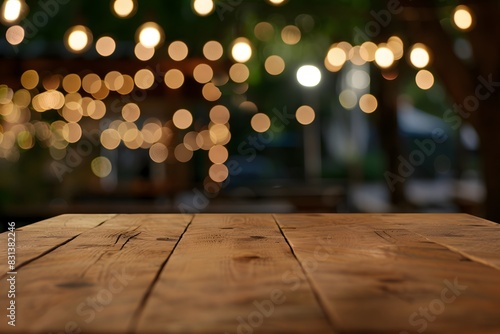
top-left (275, 214), bottom-right (500, 334)
top-left (135, 214), bottom-right (333, 334)
top-left (0, 214), bottom-right (191, 334)
top-left (375, 213), bottom-right (500, 269)
top-left (0, 214), bottom-right (116, 275)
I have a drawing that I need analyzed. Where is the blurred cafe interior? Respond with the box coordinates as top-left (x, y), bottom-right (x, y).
top-left (1, 0), bottom-right (500, 228)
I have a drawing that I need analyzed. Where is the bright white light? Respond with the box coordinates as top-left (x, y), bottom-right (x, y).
top-left (3, 0), bottom-right (21, 22)
top-left (231, 38), bottom-right (252, 63)
top-left (139, 27), bottom-right (160, 48)
top-left (193, 0), bottom-right (214, 16)
top-left (410, 44), bottom-right (430, 68)
top-left (374, 47), bottom-right (395, 68)
top-left (137, 22), bottom-right (163, 49)
top-left (453, 5), bottom-right (473, 30)
top-left (267, 0), bottom-right (286, 5)
top-left (296, 65), bottom-right (321, 87)
top-left (66, 26), bottom-right (92, 53)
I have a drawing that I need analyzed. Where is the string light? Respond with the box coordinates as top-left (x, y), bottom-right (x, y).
top-left (65, 25), bottom-right (92, 53)
top-left (296, 65), bottom-right (321, 87)
top-left (112, 0), bottom-right (136, 18)
top-left (2, 0), bottom-right (24, 23)
top-left (409, 43), bottom-right (430, 68)
top-left (374, 46), bottom-right (394, 68)
top-left (453, 5), bottom-right (473, 31)
top-left (137, 22), bottom-right (164, 49)
top-left (192, 0), bottom-right (214, 16)
top-left (231, 38), bottom-right (252, 63)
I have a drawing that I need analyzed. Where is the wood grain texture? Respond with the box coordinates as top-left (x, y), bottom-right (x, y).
top-left (0, 214), bottom-right (116, 276)
top-left (135, 214), bottom-right (333, 334)
top-left (1, 213), bottom-right (499, 334)
top-left (275, 213), bottom-right (500, 334)
top-left (0, 214), bottom-right (191, 334)
top-left (376, 213), bottom-right (500, 269)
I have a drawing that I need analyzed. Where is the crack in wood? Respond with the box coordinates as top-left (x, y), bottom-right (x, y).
top-left (119, 232), bottom-right (141, 251)
top-left (272, 214), bottom-right (337, 333)
top-left (127, 217), bottom-right (194, 333)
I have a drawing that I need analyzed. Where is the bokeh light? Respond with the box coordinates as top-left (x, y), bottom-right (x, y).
top-left (62, 122), bottom-right (82, 143)
top-left (183, 131), bottom-right (200, 151)
top-left (65, 25), bottom-right (92, 53)
top-left (374, 46), bottom-right (395, 68)
top-left (202, 83), bottom-right (221, 101)
top-left (122, 103), bottom-right (140, 122)
top-left (104, 71), bottom-right (124, 91)
top-left (209, 163), bottom-right (229, 182)
top-left (134, 43), bottom-right (155, 61)
top-left (13, 89), bottom-right (30, 108)
top-left (409, 43), bottom-right (430, 68)
top-left (265, 55), bottom-right (285, 75)
top-left (231, 38), bottom-right (252, 63)
top-left (453, 5), bottom-right (473, 30)
top-left (134, 69), bottom-right (155, 89)
top-left (96, 36), bottom-right (116, 57)
top-left (326, 46), bottom-right (347, 67)
top-left (347, 69), bottom-right (370, 90)
top-left (174, 143), bottom-right (193, 162)
top-left (2, 0), bottom-right (22, 22)
top-left (193, 0), bottom-right (214, 16)
top-left (359, 94), bottom-right (378, 113)
top-left (415, 69), bottom-right (435, 90)
top-left (91, 156), bottom-right (112, 178)
top-left (203, 40), bottom-right (223, 61)
top-left (267, 0), bottom-right (286, 5)
top-left (82, 73), bottom-right (101, 94)
top-left (210, 105), bottom-right (230, 124)
top-left (172, 109), bottom-right (193, 130)
top-left (339, 90), bottom-right (357, 110)
top-left (281, 25), bottom-right (301, 45)
top-left (193, 63), bottom-right (214, 84)
top-left (62, 74), bottom-right (81, 93)
top-left (168, 41), bottom-right (189, 61)
top-left (164, 69), bottom-right (184, 89)
top-left (229, 63), bottom-right (250, 83)
top-left (251, 113), bottom-right (271, 132)
top-left (209, 124), bottom-right (230, 145)
top-left (118, 75), bottom-right (134, 95)
top-left (137, 22), bottom-right (163, 48)
top-left (149, 142), bottom-right (168, 163)
top-left (21, 70), bottom-right (39, 90)
top-left (112, 0), bottom-right (136, 18)
top-left (5, 25), bottom-right (24, 45)
top-left (88, 100), bottom-right (106, 120)
top-left (387, 36), bottom-right (404, 60)
top-left (209, 145), bottom-right (229, 164)
top-left (295, 105), bottom-right (315, 125)
top-left (254, 22), bottom-right (274, 41)
top-left (296, 65), bottom-right (321, 87)
top-left (360, 41), bottom-right (377, 62)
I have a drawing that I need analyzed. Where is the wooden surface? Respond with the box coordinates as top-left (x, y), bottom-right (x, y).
top-left (1, 213), bottom-right (499, 333)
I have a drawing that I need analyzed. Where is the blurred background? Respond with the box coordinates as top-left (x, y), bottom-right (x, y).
top-left (1, 0), bottom-right (500, 229)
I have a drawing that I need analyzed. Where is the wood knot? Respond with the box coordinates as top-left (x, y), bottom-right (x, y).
top-left (156, 237), bottom-right (175, 241)
top-left (56, 281), bottom-right (95, 289)
top-left (234, 255), bottom-right (261, 262)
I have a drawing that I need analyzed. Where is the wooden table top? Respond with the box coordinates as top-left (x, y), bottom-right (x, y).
top-left (1, 213), bottom-right (500, 333)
